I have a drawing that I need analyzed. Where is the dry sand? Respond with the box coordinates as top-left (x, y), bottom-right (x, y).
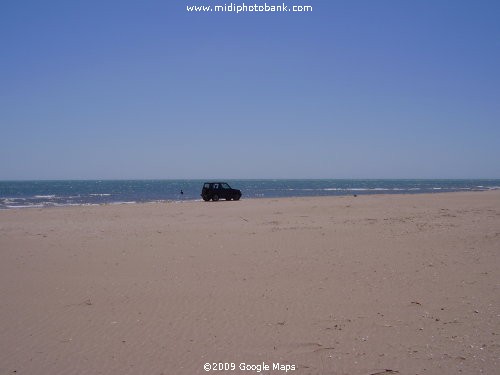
top-left (0, 191), bottom-right (499, 375)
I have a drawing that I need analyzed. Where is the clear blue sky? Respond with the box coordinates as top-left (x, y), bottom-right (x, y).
top-left (1, 0), bottom-right (499, 179)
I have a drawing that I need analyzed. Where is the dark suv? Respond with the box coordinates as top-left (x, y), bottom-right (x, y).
top-left (201, 182), bottom-right (242, 201)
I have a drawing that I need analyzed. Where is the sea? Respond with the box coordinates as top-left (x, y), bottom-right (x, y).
top-left (0, 179), bottom-right (499, 209)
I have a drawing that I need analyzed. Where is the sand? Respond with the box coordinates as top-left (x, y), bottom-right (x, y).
top-left (0, 191), bottom-right (499, 375)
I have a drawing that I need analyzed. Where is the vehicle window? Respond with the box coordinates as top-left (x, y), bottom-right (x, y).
top-left (214, 184), bottom-right (219, 189)
top-left (221, 183), bottom-right (230, 189)
top-left (204, 183), bottom-right (210, 188)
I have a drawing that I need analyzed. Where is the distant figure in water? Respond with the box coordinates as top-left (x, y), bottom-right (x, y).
top-left (180, 190), bottom-right (184, 195)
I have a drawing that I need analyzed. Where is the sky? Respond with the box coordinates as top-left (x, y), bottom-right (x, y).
top-left (1, 0), bottom-right (499, 180)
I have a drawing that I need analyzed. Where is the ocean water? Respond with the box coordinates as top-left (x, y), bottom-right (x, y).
top-left (0, 179), bottom-right (499, 209)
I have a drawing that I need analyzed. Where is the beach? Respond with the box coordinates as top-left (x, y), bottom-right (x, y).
top-left (0, 191), bottom-right (499, 375)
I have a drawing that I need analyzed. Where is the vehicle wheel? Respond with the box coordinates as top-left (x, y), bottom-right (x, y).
top-left (212, 194), bottom-right (219, 202)
top-left (234, 194), bottom-right (241, 201)
top-left (202, 196), bottom-right (210, 202)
